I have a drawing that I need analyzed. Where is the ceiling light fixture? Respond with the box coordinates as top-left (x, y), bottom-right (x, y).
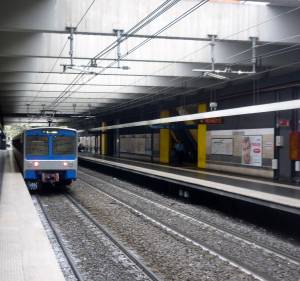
top-left (241, 1), bottom-right (270, 6)
top-left (206, 72), bottom-right (229, 80)
top-left (193, 36), bottom-right (257, 79)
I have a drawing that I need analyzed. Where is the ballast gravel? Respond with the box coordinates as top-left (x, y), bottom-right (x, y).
top-left (32, 195), bottom-right (78, 281)
top-left (69, 179), bottom-right (258, 281)
top-left (38, 194), bottom-right (154, 281)
top-left (78, 167), bottom-right (300, 259)
top-left (78, 168), bottom-right (300, 281)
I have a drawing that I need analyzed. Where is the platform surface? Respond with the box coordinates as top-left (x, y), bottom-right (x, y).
top-left (0, 151), bottom-right (65, 281)
top-left (79, 153), bottom-right (300, 215)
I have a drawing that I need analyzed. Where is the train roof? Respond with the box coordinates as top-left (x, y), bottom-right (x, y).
top-left (13, 127), bottom-right (77, 140)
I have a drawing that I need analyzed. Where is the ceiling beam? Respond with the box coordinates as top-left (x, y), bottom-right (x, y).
top-left (1, 1), bottom-right (300, 44)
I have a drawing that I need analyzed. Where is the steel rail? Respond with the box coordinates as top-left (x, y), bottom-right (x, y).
top-left (64, 193), bottom-right (163, 281)
top-left (78, 169), bottom-right (300, 265)
top-left (35, 195), bottom-right (85, 281)
top-left (76, 176), bottom-right (273, 281)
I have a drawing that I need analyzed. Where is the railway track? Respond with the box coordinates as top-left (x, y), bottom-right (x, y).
top-left (35, 195), bottom-right (85, 281)
top-left (36, 193), bottom-right (161, 281)
top-left (77, 168), bottom-right (300, 281)
top-left (78, 169), bottom-right (300, 265)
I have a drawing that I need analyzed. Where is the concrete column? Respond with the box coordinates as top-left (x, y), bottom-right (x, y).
top-left (197, 104), bottom-right (207, 169)
top-left (160, 110), bottom-right (171, 164)
top-left (101, 122), bottom-right (108, 155)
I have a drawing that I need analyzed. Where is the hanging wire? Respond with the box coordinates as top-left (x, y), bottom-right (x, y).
top-left (28, 0), bottom-right (98, 113)
top-left (46, 0), bottom-right (184, 110)
top-left (48, 0), bottom-right (209, 109)
top-left (33, 3), bottom-right (300, 115)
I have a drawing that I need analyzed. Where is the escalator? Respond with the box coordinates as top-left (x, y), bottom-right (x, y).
top-left (171, 124), bottom-right (197, 164)
top-left (169, 106), bottom-right (199, 164)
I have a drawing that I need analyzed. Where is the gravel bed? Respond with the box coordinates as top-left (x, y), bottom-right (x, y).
top-left (69, 180), bottom-right (258, 281)
top-left (78, 167), bottom-right (300, 259)
top-left (78, 169), bottom-right (300, 281)
top-left (32, 195), bottom-right (78, 281)
top-left (39, 194), bottom-right (153, 281)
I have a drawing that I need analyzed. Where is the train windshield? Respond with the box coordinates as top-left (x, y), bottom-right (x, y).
top-left (26, 136), bottom-right (49, 156)
top-left (53, 136), bottom-right (76, 155)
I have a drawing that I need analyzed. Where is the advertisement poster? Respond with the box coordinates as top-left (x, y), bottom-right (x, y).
top-left (211, 138), bottom-right (233, 155)
top-left (242, 135), bottom-right (262, 167)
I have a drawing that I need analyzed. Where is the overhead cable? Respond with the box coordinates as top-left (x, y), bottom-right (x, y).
top-left (47, 0), bottom-right (183, 109)
top-left (50, 0), bottom-right (209, 109)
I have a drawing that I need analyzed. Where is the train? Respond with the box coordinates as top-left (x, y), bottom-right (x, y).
top-left (13, 127), bottom-right (78, 190)
top-left (0, 131), bottom-right (6, 150)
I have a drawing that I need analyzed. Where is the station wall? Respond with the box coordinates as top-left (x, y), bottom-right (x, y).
top-left (206, 128), bottom-right (274, 178)
top-left (119, 133), bottom-right (160, 162)
top-left (113, 127), bottom-right (274, 178)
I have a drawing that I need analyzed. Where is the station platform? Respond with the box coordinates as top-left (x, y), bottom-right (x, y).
top-left (79, 153), bottom-right (300, 216)
top-left (0, 151), bottom-right (65, 281)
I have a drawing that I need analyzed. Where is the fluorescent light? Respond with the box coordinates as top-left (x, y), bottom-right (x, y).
top-left (89, 99), bottom-right (300, 132)
top-left (192, 69), bottom-right (228, 80)
top-left (192, 69), bottom-right (214, 72)
top-left (193, 68), bottom-right (254, 77)
top-left (241, 1), bottom-right (270, 6)
top-left (206, 72), bottom-right (229, 80)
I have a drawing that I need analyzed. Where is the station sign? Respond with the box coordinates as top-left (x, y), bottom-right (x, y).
top-left (199, 117), bottom-right (224, 125)
top-left (277, 119), bottom-right (290, 127)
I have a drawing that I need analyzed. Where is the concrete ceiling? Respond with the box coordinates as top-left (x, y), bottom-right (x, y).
top-left (1, 0), bottom-right (300, 126)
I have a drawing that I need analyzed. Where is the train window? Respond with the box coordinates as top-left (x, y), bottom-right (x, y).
top-left (53, 136), bottom-right (76, 155)
top-left (26, 136), bottom-right (49, 156)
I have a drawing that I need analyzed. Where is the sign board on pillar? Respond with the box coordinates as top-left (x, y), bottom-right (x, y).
top-left (199, 117), bottom-right (224, 125)
top-left (277, 119), bottom-right (290, 127)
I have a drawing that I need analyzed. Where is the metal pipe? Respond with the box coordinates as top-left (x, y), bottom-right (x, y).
top-left (114, 29), bottom-right (124, 68)
top-left (208, 34), bottom-right (217, 71)
top-left (250, 36), bottom-right (258, 73)
top-left (67, 27), bottom-right (76, 67)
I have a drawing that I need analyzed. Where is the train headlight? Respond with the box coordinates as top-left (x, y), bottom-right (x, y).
top-left (63, 161), bottom-right (73, 167)
top-left (33, 161), bottom-right (39, 167)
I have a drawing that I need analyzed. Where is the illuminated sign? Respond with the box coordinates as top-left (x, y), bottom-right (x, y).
top-left (42, 130), bottom-right (58, 134)
top-left (200, 118), bottom-right (224, 125)
top-left (277, 119), bottom-right (290, 127)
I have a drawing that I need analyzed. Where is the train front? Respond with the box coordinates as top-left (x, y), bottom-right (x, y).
top-left (24, 128), bottom-right (78, 189)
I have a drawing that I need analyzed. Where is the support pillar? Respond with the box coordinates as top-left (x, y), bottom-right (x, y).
top-left (197, 104), bottom-right (207, 169)
top-left (160, 110), bottom-right (171, 164)
top-left (101, 122), bottom-right (108, 155)
top-left (98, 135), bottom-right (101, 154)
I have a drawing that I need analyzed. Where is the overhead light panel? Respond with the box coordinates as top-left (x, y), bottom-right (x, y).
top-left (193, 36), bottom-right (257, 79)
top-left (192, 69), bottom-right (229, 80)
top-left (206, 72), bottom-right (229, 80)
top-left (241, 1), bottom-right (270, 5)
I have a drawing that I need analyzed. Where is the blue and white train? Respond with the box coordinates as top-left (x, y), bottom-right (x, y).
top-left (13, 127), bottom-right (78, 190)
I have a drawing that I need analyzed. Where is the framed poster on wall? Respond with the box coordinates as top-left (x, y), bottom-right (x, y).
top-left (241, 135), bottom-right (262, 167)
top-left (211, 138), bottom-right (233, 155)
